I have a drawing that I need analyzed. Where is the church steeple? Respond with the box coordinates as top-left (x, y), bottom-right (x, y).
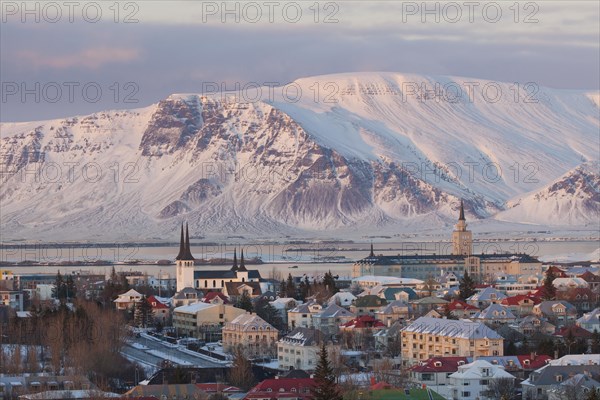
top-left (231, 248), bottom-right (238, 272)
top-left (175, 223), bottom-right (186, 260)
top-left (238, 249), bottom-right (247, 272)
top-left (369, 242), bottom-right (375, 257)
top-left (459, 200), bottom-right (465, 221)
top-left (176, 222), bottom-right (195, 261)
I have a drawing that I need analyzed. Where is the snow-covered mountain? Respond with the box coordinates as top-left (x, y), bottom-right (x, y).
top-left (1, 72), bottom-right (598, 241)
top-left (496, 162), bottom-right (599, 225)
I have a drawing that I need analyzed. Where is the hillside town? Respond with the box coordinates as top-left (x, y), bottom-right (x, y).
top-left (1, 205), bottom-right (599, 400)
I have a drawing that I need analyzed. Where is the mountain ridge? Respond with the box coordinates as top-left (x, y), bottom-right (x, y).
top-left (1, 72), bottom-right (598, 241)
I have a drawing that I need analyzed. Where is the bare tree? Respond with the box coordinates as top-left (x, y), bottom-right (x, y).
top-left (481, 377), bottom-right (518, 400)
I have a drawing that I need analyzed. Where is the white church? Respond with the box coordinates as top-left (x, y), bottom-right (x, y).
top-left (175, 223), bottom-right (262, 292)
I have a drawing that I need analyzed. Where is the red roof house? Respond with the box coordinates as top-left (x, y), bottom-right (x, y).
top-left (244, 377), bottom-right (315, 400)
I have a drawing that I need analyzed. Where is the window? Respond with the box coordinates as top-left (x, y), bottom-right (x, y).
top-left (480, 380), bottom-right (489, 385)
top-left (462, 392), bottom-right (471, 397)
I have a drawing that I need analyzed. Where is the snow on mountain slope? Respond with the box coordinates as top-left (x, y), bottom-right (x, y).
top-left (0, 72), bottom-right (598, 241)
top-left (496, 162), bottom-right (599, 226)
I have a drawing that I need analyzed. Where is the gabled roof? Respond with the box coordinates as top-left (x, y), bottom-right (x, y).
top-left (224, 281), bottom-right (262, 296)
top-left (468, 287), bottom-right (507, 302)
top-left (202, 292), bottom-right (229, 304)
top-left (554, 324), bottom-right (593, 339)
top-left (411, 357), bottom-right (468, 373)
top-left (447, 299), bottom-right (479, 311)
top-left (501, 294), bottom-right (540, 306)
top-left (410, 296), bottom-right (449, 305)
top-left (354, 295), bottom-right (387, 307)
top-left (341, 315), bottom-right (386, 329)
top-left (314, 303), bottom-right (354, 319)
top-left (245, 377), bottom-right (315, 399)
top-left (147, 295), bottom-right (169, 309)
top-left (280, 327), bottom-right (324, 347)
top-left (579, 271), bottom-right (600, 283)
top-left (474, 304), bottom-right (516, 320)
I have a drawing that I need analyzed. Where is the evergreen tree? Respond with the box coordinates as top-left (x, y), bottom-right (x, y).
top-left (323, 271), bottom-right (339, 295)
top-left (458, 271), bottom-right (476, 301)
top-left (134, 296), bottom-right (153, 328)
top-left (541, 268), bottom-right (557, 301)
top-left (285, 274), bottom-right (296, 298)
top-left (52, 272), bottom-right (67, 301)
top-left (442, 303), bottom-right (457, 320)
top-left (236, 291), bottom-right (254, 313)
top-left (311, 343), bottom-right (343, 400)
top-left (254, 297), bottom-right (284, 331)
top-left (65, 275), bottom-right (77, 300)
top-left (278, 279), bottom-right (287, 298)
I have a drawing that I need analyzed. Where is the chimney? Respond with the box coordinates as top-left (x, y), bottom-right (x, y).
top-left (530, 351), bottom-right (536, 361)
top-left (554, 349), bottom-right (559, 359)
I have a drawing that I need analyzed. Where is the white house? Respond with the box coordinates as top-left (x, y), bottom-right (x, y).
top-left (577, 308), bottom-right (600, 333)
top-left (113, 288), bottom-right (144, 311)
top-left (449, 359), bottom-right (516, 400)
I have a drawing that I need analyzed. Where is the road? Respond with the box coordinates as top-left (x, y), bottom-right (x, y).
top-left (121, 334), bottom-right (225, 368)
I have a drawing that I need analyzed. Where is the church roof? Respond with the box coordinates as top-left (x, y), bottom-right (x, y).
top-left (193, 270), bottom-right (261, 280)
top-left (175, 223), bottom-right (195, 261)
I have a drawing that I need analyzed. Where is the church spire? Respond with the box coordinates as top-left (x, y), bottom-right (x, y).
top-left (179, 223), bottom-right (195, 261)
top-left (369, 242), bottom-right (375, 257)
top-left (238, 249), bottom-right (248, 272)
top-left (459, 200), bottom-right (465, 221)
top-left (231, 248), bottom-right (238, 272)
top-left (175, 223), bottom-right (186, 260)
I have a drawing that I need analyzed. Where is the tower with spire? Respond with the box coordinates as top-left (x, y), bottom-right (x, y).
top-left (452, 200), bottom-right (473, 256)
top-left (236, 249), bottom-right (249, 282)
top-left (176, 223), bottom-right (196, 291)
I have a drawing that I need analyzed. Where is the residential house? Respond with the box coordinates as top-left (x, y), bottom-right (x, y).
top-left (350, 295), bottom-right (387, 315)
top-left (270, 297), bottom-right (300, 325)
top-left (312, 303), bottom-right (355, 336)
top-left (448, 360), bottom-right (516, 400)
top-left (577, 308), bottom-right (600, 333)
top-left (515, 315), bottom-right (556, 336)
top-left (172, 287), bottom-right (203, 307)
top-left (533, 300), bottom-right (578, 327)
top-left (400, 317), bottom-right (504, 366)
top-left (277, 327), bottom-right (332, 371)
top-left (580, 271), bottom-right (600, 292)
top-left (410, 296), bottom-right (448, 316)
top-left (173, 302), bottom-right (247, 340)
top-left (243, 376), bottom-right (315, 400)
top-left (558, 287), bottom-right (596, 313)
top-left (410, 356), bottom-right (469, 398)
top-left (375, 300), bottom-right (410, 326)
top-left (146, 295), bottom-right (170, 324)
top-left (553, 277), bottom-right (589, 291)
top-left (547, 374), bottom-right (600, 400)
top-left (222, 313), bottom-right (279, 358)
top-left (113, 288), bottom-right (143, 311)
top-left (287, 301), bottom-right (322, 330)
top-left (222, 281), bottom-right (262, 301)
top-left (339, 315), bottom-right (386, 351)
top-left (327, 291), bottom-right (357, 307)
top-left (521, 363), bottom-right (600, 400)
top-left (501, 294), bottom-right (540, 317)
top-left (473, 304), bottom-right (517, 325)
top-left (467, 287), bottom-right (507, 308)
top-left (0, 290), bottom-right (24, 311)
top-left (445, 299), bottom-right (479, 319)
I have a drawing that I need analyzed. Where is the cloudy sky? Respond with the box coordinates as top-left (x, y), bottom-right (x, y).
top-left (1, 1), bottom-right (599, 122)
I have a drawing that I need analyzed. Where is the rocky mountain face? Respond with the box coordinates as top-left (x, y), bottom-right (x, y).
top-left (0, 73), bottom-right (598, 240)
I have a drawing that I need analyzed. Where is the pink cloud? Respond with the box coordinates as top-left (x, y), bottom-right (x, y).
top-left (17, 47), bottom-right (140, 70)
